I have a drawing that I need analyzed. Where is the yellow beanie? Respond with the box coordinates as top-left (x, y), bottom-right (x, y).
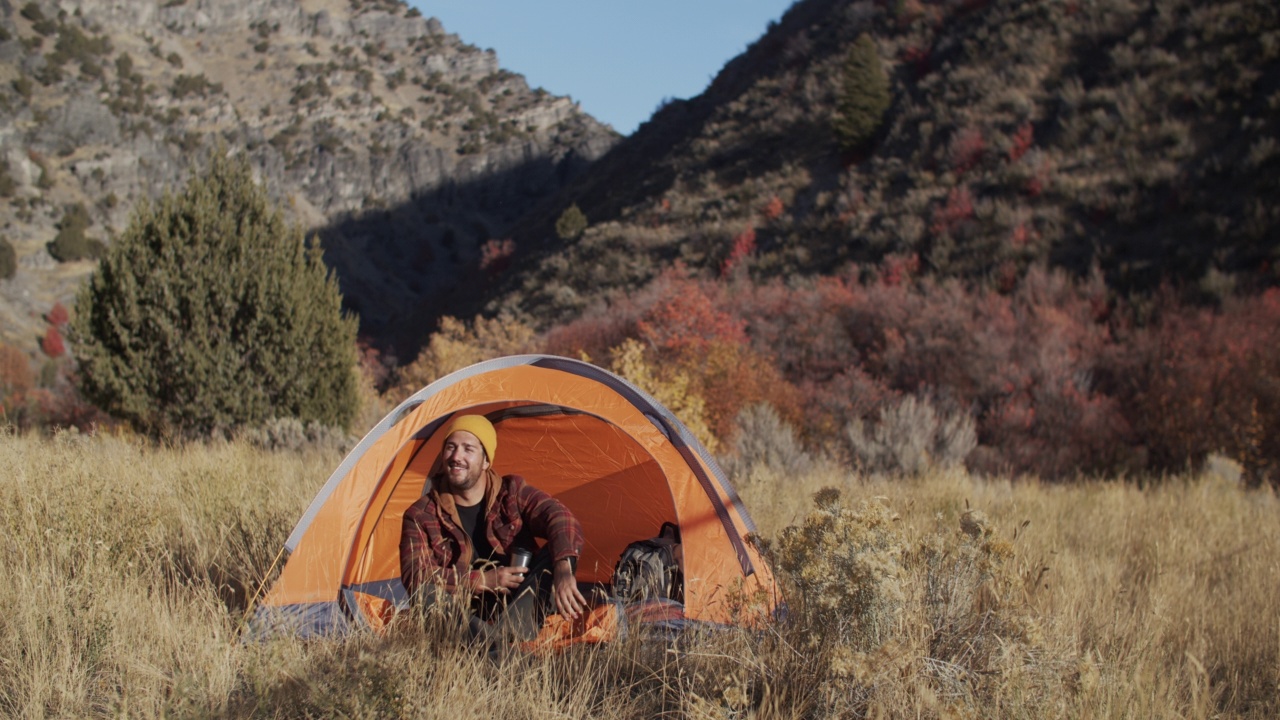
top-left (444, 414), bottom-right (497, 462)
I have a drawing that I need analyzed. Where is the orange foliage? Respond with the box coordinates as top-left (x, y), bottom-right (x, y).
top-left (636, 277), bottom-right (746, 353)
top-left (720, 227), bottom-right (757, 278)
top-left (0, 343), bottom-right (33, 397)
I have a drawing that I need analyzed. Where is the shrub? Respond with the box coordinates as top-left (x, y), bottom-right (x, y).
top-left (47, 203), bottom-right (104, 262)
top-left (237, 416), bottom-right (353, 454)
top-left (0, 161), bottom-right (15, 198)
top-left (46, 302), bottom-right (69, 326)
top-left (1105, 289), bottom-right (1280, 486)
top-left (11, 76), bottom-right (32, 101)
top-left (40, 326), bottom-right (64, 358)
top-left (833, 34), bottom-right (891, 154)
top-left (0, 343), bottom-right (33, 397)
top-left (720, 402), bottom-right (814, 481)
top-left (845, 394), bottom-right (976, 475)
top-left (0, 236), bottom-right (16, 279)
top-left (478, 238), bottom-right (515, 276)
top-left (608, 337), bottom-right (718, 452)
top-left (170, 73), bottom-right (218, 99)
top-left (393, 314), bottom-right (537, 397)
top-left (70, 149), bottom-right (360, 439)
top-left (771, 491), bottom-right (907, 651)
top-left (19, 2), bottom-right (43, 22)
top-left (555, 203), bottom-right (587, 240)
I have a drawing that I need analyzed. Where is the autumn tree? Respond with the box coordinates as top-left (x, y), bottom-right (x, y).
top-left (70, 150), bottom-right (359, 438)
top-left (394, 314), bottom-right (538, 396)
top-left (833, 34), bottom-right (891, 155)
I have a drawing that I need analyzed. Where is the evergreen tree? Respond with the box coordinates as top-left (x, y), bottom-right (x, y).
top-left (555, 203), bottom-right (588, 240)
top-left (70, 150), bottom-right (359, 438)
top-left (833, 34), bottom-right (891, 155)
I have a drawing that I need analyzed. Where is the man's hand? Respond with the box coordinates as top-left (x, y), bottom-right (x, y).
top-left (480, 566), bottom-right (527, 594)
top-left (552, 557), bottom-right (587, 620)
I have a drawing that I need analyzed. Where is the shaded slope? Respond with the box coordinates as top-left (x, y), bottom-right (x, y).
top-left (486, 0), bottom-right (1280, 327)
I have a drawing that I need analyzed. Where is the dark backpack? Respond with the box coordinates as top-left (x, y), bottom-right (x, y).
top-left (611, 522), bottom-right (683, 603)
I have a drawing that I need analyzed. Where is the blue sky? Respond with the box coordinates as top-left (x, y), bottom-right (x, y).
top-left (408, 1), bottom-right (798, 136)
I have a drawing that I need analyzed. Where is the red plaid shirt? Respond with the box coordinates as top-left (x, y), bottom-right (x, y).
top-left (399, 470), bottom-right (584, 598)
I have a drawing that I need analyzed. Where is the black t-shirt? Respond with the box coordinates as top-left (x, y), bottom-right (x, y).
top-left (455, 500), bottom-right (501, 567)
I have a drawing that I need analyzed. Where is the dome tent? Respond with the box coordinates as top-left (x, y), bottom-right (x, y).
top-left (249, 354), bottom-right (779, 637)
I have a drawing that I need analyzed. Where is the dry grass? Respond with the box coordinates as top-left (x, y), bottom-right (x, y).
top-left (1, 429), bottom-right (1276, 718)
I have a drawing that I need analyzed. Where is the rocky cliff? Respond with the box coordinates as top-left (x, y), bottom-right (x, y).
top-left (0, 0), bottom-right (617, 356)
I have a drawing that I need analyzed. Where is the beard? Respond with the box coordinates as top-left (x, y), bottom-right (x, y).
top-left (444, 461), bottom-right (486, 495)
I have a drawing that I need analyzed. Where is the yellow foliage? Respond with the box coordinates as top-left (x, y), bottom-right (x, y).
top-left (393, 315), bottom-right (538, 398)
top-left (608, 338), bottom-right (718, 452)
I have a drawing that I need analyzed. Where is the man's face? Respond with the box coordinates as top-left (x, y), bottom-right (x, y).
top-left (441, 430), bottom-right (490, 495)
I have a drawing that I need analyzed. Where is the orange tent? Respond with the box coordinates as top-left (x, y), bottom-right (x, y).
top-left (250, 355), bottom-right (779, 636)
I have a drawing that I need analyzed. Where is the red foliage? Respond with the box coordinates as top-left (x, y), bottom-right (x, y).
top-left (1010, 223), bottom-right (1032, 249)
top-left (761, 196), bottom-right (784, 222)
top-left (723, 267), bottom-right (1129, 477)
top-left (47, 302), bottom-right (70, 327)
top-left (543, 301), bottom-right (638, 362)
top-left (878, 253), bottom-right (920, 287)
top-left (721, 227), bottom-right (757, 278)
top-left (41, 326), bottom-right (65, 358)
top-left (637, 278), bottom-right (746, 354)
top-left (1104, 289), bottom-right (1280, 484)
top-left (947, 127), bottom-right (986, 174)
top-left (357, 336), bottom-right (397, 392)
top-left (1024, 156), bottom-right (1053, 198)
top-left (902, 45), bottom-right (932, 78)
top-left (536, 257), bottom-right (1280, 481)
top-left (2, 364), bottom-right (110, 432)
top-left (479, 238), bottom-right (516, 276)
top-left (1008, 122), bottom-right (1034, 163)
top-left (931, 186), bottom-right (975, 236)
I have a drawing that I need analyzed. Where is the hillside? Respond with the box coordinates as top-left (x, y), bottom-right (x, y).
top-left (486, 0), bottom-right (1280, 325)
top-left (0, 0), bottom-right (616, 355)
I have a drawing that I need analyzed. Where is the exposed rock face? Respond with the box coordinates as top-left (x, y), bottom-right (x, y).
top-left (0, 0), bottom-right (617, 356)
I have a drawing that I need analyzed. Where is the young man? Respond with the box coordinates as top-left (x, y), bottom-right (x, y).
top-left (399, 414), bottom-right (587, 641)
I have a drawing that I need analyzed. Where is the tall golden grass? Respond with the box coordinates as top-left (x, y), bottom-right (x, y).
top-left (1, 429), bottom-right (1275, 718)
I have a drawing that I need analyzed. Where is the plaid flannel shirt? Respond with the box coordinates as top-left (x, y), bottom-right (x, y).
top-left (399, 470), bottom-right (584, 598)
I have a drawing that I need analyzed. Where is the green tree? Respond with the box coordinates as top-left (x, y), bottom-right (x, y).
top-left (70, 150), bottom-right (359, 438)
top-left (555, 203), bottom-right (588, 240)
top-left (833, 34), bottom-right (891, 154)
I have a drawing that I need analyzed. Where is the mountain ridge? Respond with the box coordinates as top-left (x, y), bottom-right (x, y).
top-left (483, 0), bottom-right (1280, 327)
top-left (0, 0), bottom-right (616, 356)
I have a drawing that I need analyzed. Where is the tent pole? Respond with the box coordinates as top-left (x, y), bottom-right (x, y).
top-left (239, 544), bottom-right (287, 631)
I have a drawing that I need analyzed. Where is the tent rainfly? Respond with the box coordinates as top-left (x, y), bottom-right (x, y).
top-left (250, 354), bottom-right (780, 637)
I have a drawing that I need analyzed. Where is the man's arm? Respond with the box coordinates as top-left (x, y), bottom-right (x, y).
top-left (513, 479), bottom-right (588, 618)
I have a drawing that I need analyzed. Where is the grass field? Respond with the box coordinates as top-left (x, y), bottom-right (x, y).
top-left (0, 430), bottom-right (1275, 718)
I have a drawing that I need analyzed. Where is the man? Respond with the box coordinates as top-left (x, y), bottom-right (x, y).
top-left (399, 414), bottom-right (588, 641)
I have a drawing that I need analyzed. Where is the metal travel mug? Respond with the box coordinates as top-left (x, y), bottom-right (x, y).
top-left (509, 547), bottom-right (533, 569)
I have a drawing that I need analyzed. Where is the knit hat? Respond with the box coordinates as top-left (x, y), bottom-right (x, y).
top-left (444, 414), bottom-right (497, 463)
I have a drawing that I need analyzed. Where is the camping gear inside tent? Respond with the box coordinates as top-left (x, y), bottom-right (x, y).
top-left (249, 354), bottom-right (779, 638)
